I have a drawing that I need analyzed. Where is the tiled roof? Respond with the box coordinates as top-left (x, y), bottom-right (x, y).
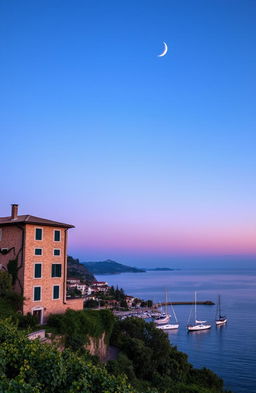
top-left (0, 215), bottom-right (74, 228)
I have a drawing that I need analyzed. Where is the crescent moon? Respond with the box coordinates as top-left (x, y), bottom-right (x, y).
top-left (158, 42), bottom-right (168, 57)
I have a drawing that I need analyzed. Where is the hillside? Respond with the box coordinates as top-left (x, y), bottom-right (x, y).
top-left (83, 259), bottom-right (145, 275)
top-left (67, 256), bottom-right (95, 283)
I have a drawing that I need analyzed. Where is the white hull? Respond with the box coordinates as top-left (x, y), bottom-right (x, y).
top-left (187, 323), bottom-right (211, 332)
top-left (154, 315), bottom-right (170, 325)
top-left (157, 323), bottom-right (179, 330)
top-left (215, 318), bottom-right (227, 325)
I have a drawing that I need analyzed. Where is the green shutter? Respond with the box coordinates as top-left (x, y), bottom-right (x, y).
top-left (34, 287), bottom-right (41, 301)
top-left (34, 264), bottom-right (42, 278)
top-left (35, 228), bottom-right (42, 240)
top-left (54, 231), bottom-right (60, 241)
top-left (53, 285), bottom-right (60, 299)
top-left (52, 264), bottom-right (62, 277)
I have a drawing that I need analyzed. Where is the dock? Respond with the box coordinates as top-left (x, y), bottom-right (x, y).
top-left (155, 300), bottom-right (214, 307)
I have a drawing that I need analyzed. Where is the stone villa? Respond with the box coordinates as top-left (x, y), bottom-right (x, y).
top-left (0, 204), bottom-right (83, 323)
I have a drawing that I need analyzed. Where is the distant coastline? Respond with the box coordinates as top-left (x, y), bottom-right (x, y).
top-left (83, 259), bottom-right (146, 275)
top-left (145, 267), bottom-right (175, 271)
top-left (83, 259), bottom-right (178, 275)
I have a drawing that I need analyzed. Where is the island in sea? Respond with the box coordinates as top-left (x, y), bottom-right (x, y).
top-left (83, 259), bottom-right (145, 274)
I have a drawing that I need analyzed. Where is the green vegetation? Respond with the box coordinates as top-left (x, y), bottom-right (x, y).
top-left (0, 271), bottom-right (38, 329)
top-left (108, 317), bottom-right (232, 393)
top-left (47, 309), bottom-right (115, 351)
top-left (0, 270), bottom-right (231, 393)
top-left (0, 300), bottom-right (232, 393)
top-left (7, 255), bottom-right (20, 286)
top-left (67, 286), bottom-right (82, 298)
top-left (84, 298), bottom-right (99, 308)
top-left (83, 259), bottom-right (145, 275)
top-left (0, 319), bottom-right (138, 393)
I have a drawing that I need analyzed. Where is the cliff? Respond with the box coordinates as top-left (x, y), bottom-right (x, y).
top-left (67, 256), bottom-right (95, 283)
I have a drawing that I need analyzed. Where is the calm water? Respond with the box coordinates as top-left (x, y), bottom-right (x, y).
top-left (96, 269), bottom-right (256, 393)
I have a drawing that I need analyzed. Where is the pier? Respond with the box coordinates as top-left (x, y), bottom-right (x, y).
top-left (155, 300), bottom-right (215, 307)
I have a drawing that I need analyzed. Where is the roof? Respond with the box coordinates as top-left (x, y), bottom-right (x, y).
top-left (92, 281), bottom-right (108, 285)
top-left (0, 214), bottom-right (74, 228)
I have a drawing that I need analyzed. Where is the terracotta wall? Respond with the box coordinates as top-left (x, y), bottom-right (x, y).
top-left (0, 225), bottom-right (24, 293)
top-left (23, 225), bottom-right (67, 317)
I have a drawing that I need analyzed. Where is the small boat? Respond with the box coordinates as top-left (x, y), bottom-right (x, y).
top-left (154, 312), bottom-right (170, 325)
top-left (154, 291), bottom-right (170, 325)
top-left (187, 292), bottom-right (211, 332)
top-left (215, 295), bottom-right (227, 326)
top-left (156, 323), bottom-right (179, 330)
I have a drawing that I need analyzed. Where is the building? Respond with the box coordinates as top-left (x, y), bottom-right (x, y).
top-left (0, 204), bottom-right (83, 323)
top-left (67, 278), bottom-right (91, 296)
top-left (91, 281), bottom-right (109, 293)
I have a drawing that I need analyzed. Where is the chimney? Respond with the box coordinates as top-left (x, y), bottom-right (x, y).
top-left (11, 204), bottom-right (19, 220)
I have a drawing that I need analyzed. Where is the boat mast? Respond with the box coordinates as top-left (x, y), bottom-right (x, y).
top-left (195, 291), bottom-right (197, 322)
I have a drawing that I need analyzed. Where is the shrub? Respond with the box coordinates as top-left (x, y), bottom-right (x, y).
top-left (47, 309), bottom-right (115, 349)
top-left (0, 319), bottom-right (136, 393)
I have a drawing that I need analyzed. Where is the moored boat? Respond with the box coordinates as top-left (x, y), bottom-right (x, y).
top-left (156, 323), bottom-right (179, 330)
top-left (187, 292), bottom-right (211, 332)
top-left (154, 313), bottom-right (170, 325)
top-left (215, 295), bottom-right (227, 325)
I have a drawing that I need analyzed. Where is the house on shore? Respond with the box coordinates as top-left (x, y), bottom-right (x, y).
top-left (0, 204), bottom-right (83, 324)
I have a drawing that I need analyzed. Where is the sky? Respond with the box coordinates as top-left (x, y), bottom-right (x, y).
top-left (0, 0), bottom-right (256, 268)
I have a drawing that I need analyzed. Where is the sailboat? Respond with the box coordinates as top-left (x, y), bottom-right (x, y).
top-left (215, 295), bottom-right (227, 326)
top-left (156, 302), bottom-right (179, 330)
top-left (154, 291), bottom-right (170, 325)
top-left (187, 292), bottom-right (211, 332)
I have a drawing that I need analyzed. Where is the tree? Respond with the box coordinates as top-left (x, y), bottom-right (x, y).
top-left (109, 318), bottom-right (228, 393)
top-left (0, 318), bottom-right (137, 393)
top-left (0, 270), bottom-right (12, 296)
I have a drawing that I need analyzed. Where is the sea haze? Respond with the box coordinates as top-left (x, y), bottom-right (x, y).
top-left (96, 268), bottom-right (256, 393)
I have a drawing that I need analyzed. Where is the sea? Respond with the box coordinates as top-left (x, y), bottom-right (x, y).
top-left (96, 268), bottom-right (256, 393)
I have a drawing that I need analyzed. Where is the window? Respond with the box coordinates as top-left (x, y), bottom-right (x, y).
top-left (52, 264), bottom-right (62, 277)
top-left (33, 286), bottom-right (41, 301)
top-left (0, 228), bottom-right (2, 241)
top-left (34, 264), bottom-right (42, 278)
top-left (53, 249), bottom-right (61, 256)
top-left (54, 230), bottom-right (61, 242)
top-left (35, 228), bottom-right (43, 241)
top-left (35, 248), bottom-right (42, 256)
top-left (53, 285), bottom-right (60, 299)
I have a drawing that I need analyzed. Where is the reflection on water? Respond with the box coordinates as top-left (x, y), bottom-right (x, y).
top-left (96, 268), bottom-right (256, 393)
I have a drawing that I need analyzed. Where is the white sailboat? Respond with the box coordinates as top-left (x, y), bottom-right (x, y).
top-left (215, 295), bottom-right (227, 326)
top-left (156, 294), bottom-right (179, 330)
top-left (154, 313), bottom-right (170, 325)
top-left (187, 292), bottom-right (211, 332)
top-left (154, 292), bottom-right (170, 325)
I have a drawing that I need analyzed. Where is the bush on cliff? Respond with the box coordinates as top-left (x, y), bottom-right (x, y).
top-left (0, 318), bottom-right (142, 393)
top-left (47, 308), bottom-right (115, 351)
top-left (108, 317), bottom-right (231, 393)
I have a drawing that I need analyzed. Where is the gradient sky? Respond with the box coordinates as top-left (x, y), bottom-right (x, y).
top-left (1, 0), bottom-right (256, 267)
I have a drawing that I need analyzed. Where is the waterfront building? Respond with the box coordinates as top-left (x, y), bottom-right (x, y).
top-left (0, 204), bottom-right (83, 323)
top-left (91, 281), bottom-right (109, 293)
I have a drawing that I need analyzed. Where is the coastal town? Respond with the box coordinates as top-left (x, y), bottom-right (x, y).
top-left (66, 277), bottom-right (145, 310)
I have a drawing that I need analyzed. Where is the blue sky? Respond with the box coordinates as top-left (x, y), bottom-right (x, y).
top-left (1, 0), bottom-right (256, 267)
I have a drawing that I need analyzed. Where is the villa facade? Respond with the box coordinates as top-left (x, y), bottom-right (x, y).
top-left (0, 204), bottom-right (83, 323)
